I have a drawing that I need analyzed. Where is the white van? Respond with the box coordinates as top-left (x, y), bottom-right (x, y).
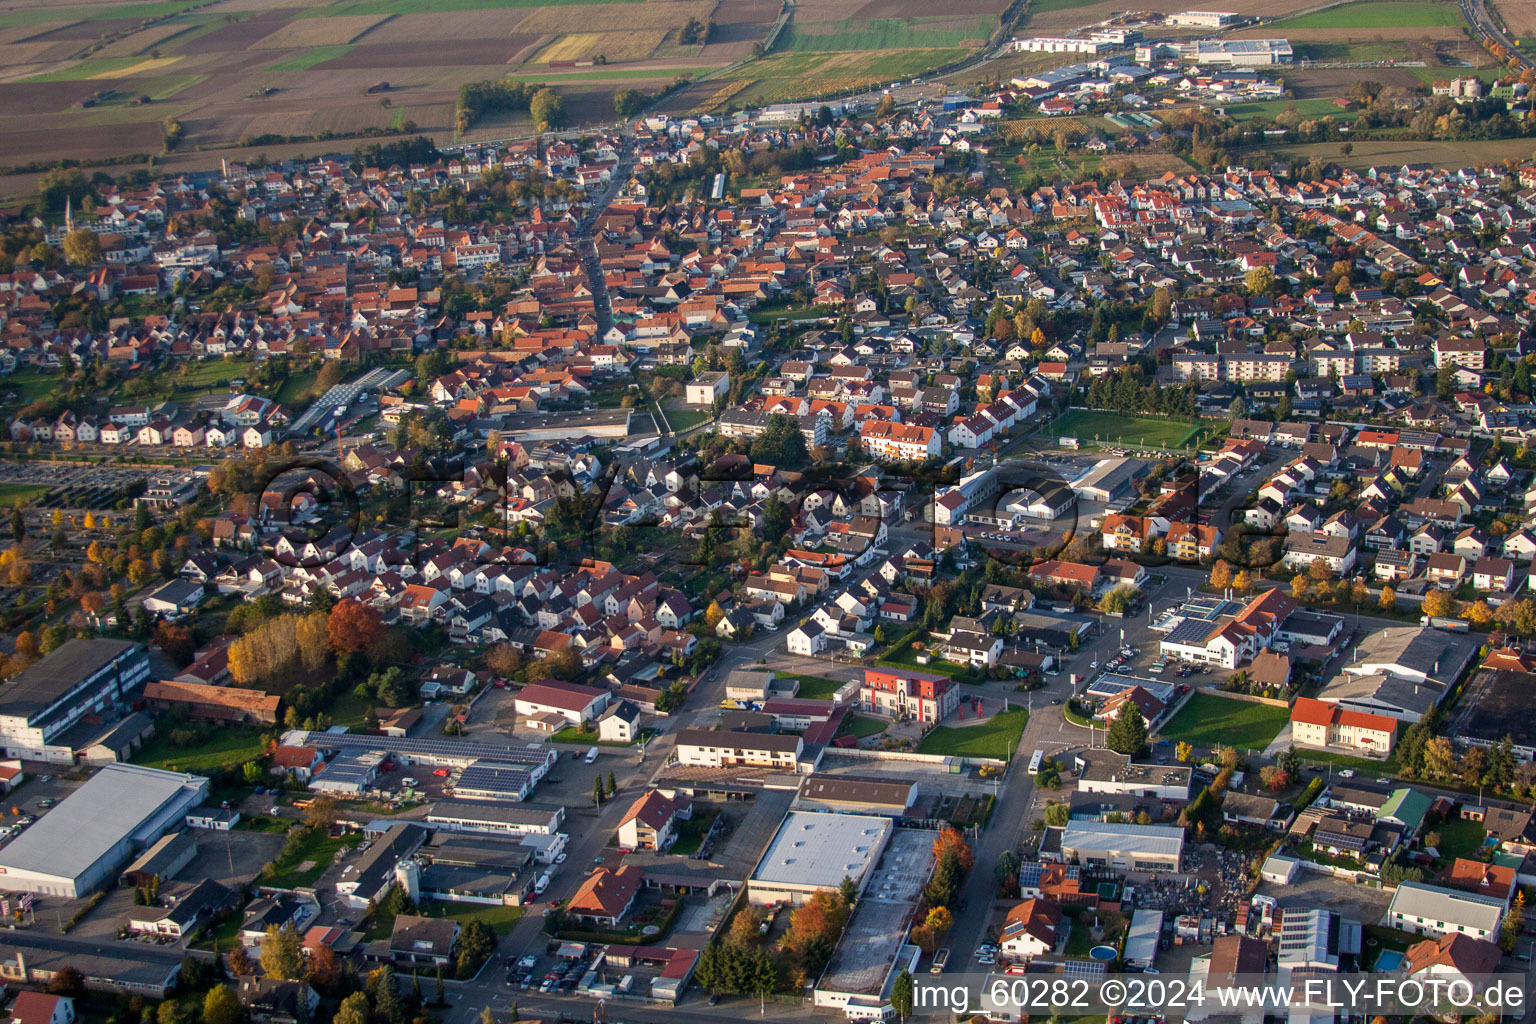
top-left (534, 872), bottom-right (551, 895)
top-left (585, 747), bottom-right (600, 764)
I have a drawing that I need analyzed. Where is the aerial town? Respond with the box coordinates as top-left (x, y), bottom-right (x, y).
top-left (5, 1), bottom-right (1536, 1024)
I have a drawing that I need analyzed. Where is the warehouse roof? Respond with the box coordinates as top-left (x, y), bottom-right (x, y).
top-left (0, 763), bottom-right (205, 883)
top-left (751, 811), bottom-right (892, 890)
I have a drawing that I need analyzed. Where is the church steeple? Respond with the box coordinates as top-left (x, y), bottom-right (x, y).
top-left (64, 196), bottom-right (75, 233)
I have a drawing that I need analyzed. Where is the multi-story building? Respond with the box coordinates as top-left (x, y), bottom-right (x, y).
top-left (859, 419), bottom-right (939, 461)
top-left (1289, 697), bottom-right (1398, 756)
top-left (672, 729), bottom-right (806, 771)
top-left (859, 668), bottom-right (959, 725)
top-left (0, 640), bottom-right (150, 763)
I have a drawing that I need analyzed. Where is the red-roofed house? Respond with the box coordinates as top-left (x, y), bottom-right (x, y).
top-left (514, 680), bottom-right (611, 727)
top-left (566, 864), bottom-right (644, 927)
top-left (8, 994), bottom-right (73, 1024)
top-left (998, 899), bottom-right (1062, 959)
top-left (271, 746), bottom-right (323, 782)
top-left (617, 790), bottom-right (688, 852)
top-left (1401, 932), bottom-right (1503, 984)
top-left (1290, 696), bottom-right (1397, 756)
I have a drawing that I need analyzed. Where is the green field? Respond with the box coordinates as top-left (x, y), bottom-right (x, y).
top-left (663, 407), bottom-right (712, 432)
top-left (274, 371), bottom-right (319, 406)
top-left (0, 484), bottom-right (52, 506)
top-left (1050, 410), bottom-right (1206, 449)
top-left (1271, 1), bottom-right (1462, 28)
top-left (779, 17), bottom-right (995, 52)
top-left (133, 727), bottom-right (266, 774)
top-left (266, 46), bottom-right (355, 71)
top-left (1157, 692), bottom-right (1290, 753)
top-left (23, 58), bottom-right (172, 83)
top-left (1223, 98), bottom-right (1362, 123)
top-left (917, 708), bottom-right (1028, 759)
top-left (0, 372), bottom-right (59, 407)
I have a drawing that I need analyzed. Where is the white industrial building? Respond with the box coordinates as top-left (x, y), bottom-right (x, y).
top-left (1057, 821), bottom-right (1184, 871)
top-left (0, 763), bottom-right (208, 897)
top-left (748, 811), bottom-right (893, 905)
top-left (1013, 36), bottom-right (1107, 54)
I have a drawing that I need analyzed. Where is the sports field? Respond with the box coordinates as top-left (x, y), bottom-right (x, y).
top-left (1050, 410), bottom-right (1205, 449)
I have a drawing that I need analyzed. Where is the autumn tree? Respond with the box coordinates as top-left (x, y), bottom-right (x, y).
top-left (328, 597), bottom-right (384, 655)
top-left (259, 925), bottom-right (302, 980)
top-left (1378, 586), bottom-right (1396, 612)
top-left (932, 827), bottom-right (974, 873)
top-left (1209, 560), bottom-right (1234, 589)
top-left (485, 643), bottom-right (523, 679)
top-left (201, 986), bottom-right (242, 1024)
top-left (1175, 741), bottom-right (1193, 764)
top-left (1421, 589), bottom-right (1455, 618)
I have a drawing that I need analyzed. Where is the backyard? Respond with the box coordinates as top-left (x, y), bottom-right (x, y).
top-left (917, 708), bottom-right (1028, 759)
top-left (263, 827), bottom-right (365, 889)
top-left (133, 726), bottom-right (266, 775)
top-left (1157, 692), bottom-right (1290, 753)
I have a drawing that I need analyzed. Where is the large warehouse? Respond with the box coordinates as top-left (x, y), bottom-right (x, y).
top-left (748, 811), bottom-right (892, 906)
top-left (0, 763), bottom-right (208, 897)
top-left (1056, 821), bottom-right (1184, 872)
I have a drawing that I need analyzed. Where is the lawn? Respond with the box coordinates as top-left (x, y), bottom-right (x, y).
top-left (0, 372), bottom-right (60, 406)
top-left (267, 46), bottom-right (355, 72)
top-left (264, 827), bottom-right (365, 889)
top-left (848, 716), bottom-right (887, 739)
top-left (779, 16), bottom-right (996, 52)
top-left (671, 810), bottom-right (717, 856)
top-left (1157, 692), bottom-right (1290, 753)
top-left (1431, 817), bottom-right (1487, 861)
top-left (876, 642), bottom-right (965, 678)
top-left (1292, 748), bottom-right (1400, 774)
top-left (917, 708), bottom-right (1028, 759)
top-left (774, 672), bottom-right (849, 699)
top-left (549, 726), bottom-right (636, 746)
top-left (0, 483), bottom-right (52, 506)
top-left (1050, 409), bottom-right (1205, 449)
top-left (663, 407), bottom-right (712, 432)
top-left (1272, 1), bottom-right (1463, 28)
top-left (133, 726), bottom-right (266, 775)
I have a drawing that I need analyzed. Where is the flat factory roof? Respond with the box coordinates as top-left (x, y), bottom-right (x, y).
top-left (751, 810), bottom-right (892, 891)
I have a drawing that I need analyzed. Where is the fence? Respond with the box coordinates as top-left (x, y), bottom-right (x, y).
top-left (824, 746), bottom-right (1008, 770)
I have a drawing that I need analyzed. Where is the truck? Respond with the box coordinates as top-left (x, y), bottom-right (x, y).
top-left (1421, 615), bottom-right (1470, 632)
top-left (616, 975), bottom-right (634, 994)
top-left (1059, 436), bottom-right (1080, 449)
top-left (534, 872), bottom-right (551, 895)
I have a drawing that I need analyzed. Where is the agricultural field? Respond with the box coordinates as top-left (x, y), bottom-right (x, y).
top-left (1271, 136), bottom-right (1536, 169)
top-left (0, 0), bottom-right (1009, 173)
top-left (1492, 0), bottom-right (1536, 40)
top-left (1222, 97), bottom-right (1362, 122)
top-left (704, 47), bottom-right (970, 108)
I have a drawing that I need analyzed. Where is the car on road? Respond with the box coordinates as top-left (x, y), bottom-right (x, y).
top-left (1376, 777), bottom-right (1390, 784)
top-left (36, 798), bottom-right (54, 809)
top-left (707, 996), bottom-right (721, 1006)
top-left (1337, 769), bottom-right (1355, 778)
top-left (1049, 698), bottom-right (1062, 705)
top-left (1089, 660), bottom-right (1098, 670)
top-left (555, 852), bottom-right (568, 864)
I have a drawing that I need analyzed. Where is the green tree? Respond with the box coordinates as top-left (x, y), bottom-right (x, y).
top-left (839, 875), bottom-right (858, 907)
top-left (1105, 702), bottom-right (1149, 758)
top-left (202, 986), bottom-right (243, 1024)
top-left (606, 770), bottom-right (616, 796)
top-left (892, 970), bottom-right (915, 1021)
top-left (62, 228), bottom-right (102, 267)
top-left (1044, 802), bottom-right (1070, 826)
top-left (333, 992), bottom-right (369, 1024)
top-left (529, 87), bottom-right (566, 131)
top-left (593, 776), bottom-right (604, 805)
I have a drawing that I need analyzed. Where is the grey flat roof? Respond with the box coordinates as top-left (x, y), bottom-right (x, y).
top-left (0, 763), bottom-right (205, 883)
top-left (427, 799), bottom-right (563, 825)
top-left (286, 729), bottom-right (553, 766)
top-left (0, 639), bottom-right (140, 719)
top-left (751, 811), bottom-right (892, 890)
top-left (1061, 821), bottom-right (1185, 857)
